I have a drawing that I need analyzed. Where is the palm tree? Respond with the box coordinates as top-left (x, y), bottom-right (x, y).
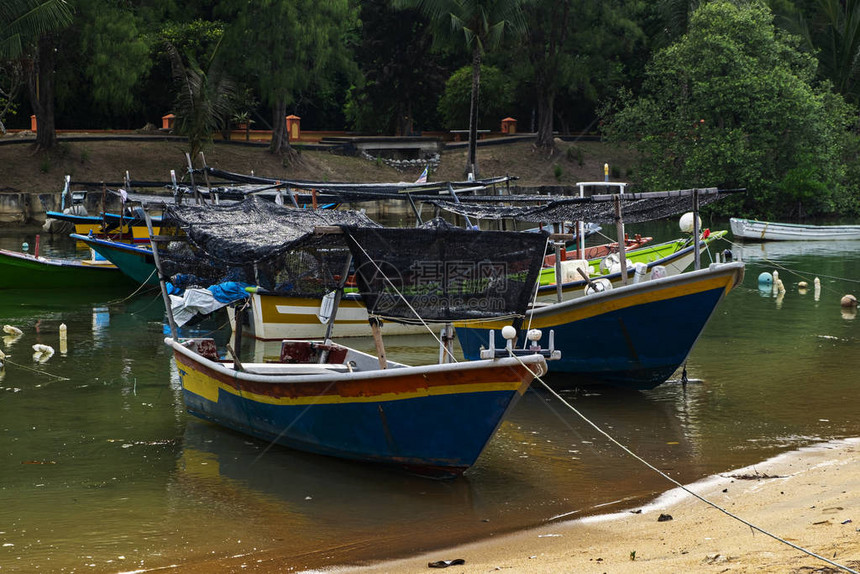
top-left (165, 40), bottom-right (238, 160)
top-left (0, 0), bottom-right (72, 148)
top-left (805, 0), bottom-right (860, 104)
top-left (0, 0), bottom-right (71, 59)
top-left (397, 0), bottom-right (527, 178)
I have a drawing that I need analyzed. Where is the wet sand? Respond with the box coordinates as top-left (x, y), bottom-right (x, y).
top-left (325, 438), bottom-right (860, 574)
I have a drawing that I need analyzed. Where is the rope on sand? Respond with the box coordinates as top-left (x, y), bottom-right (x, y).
top-left (514, 356), bottom-right (859, 574)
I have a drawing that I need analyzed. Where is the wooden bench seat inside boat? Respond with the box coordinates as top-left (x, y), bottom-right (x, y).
top-left (224, 362), bottom-right (351, 375)
top-left (281, 340), bottom-right (349, 364)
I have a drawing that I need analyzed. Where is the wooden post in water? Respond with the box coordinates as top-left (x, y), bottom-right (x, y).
top-left (370, 318), bottom-right (388, 369)
top-left (185, 153), bottom-right (202, 205)
top-left (144, 210), bottom-right (179, 340)
top-left (199, 152), bottom-right (216, 204)
top-left (692, 189), bottom-right (701, 271)
top-left (554, 241), bottom-right (564, 303)
top-left (614, 194), bottom-right (628, 285)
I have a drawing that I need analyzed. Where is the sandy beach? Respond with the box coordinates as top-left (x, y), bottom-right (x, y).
top-left (325, 438), bottom-right (860, 574)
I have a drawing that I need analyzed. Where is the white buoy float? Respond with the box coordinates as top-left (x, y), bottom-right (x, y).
top-left (814, 277), bottom-right (821, 301)
top-left (32, 344), bottom-right (54, 364)
top-left (3, 325), bottom-right (23, 348)
top-left (3, 325), bottom-right (22, 336)
top-left (679, 212), bottom-right (701, 233)
top-left (59, 323), bottom-right (68, 355)
top-left (841, 294), bottom-right (858, 308)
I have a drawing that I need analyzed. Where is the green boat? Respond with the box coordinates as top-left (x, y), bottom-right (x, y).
top-left (0, 248), bottom-right (138, 290)
top-left (538, 230), bottom-right (728, 297)
top-left (70, 234), bottom-right (160, 286)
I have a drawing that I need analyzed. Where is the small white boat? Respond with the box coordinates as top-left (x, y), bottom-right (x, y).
top-left (730, 218), bottom-right (860, 241)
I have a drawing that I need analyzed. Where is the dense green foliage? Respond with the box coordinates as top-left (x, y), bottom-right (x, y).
top-left (601, 0), bottom-right (858, 218)
top-left (2, 0), bottom-right (860, 215)
top-left (437, 65), bottom-right (512, 129)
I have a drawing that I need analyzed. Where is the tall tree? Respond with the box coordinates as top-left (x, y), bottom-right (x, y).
top-left (348, 0), bottom-right (447, 135)
top-left (0, 0), bottom-right (71, 59)
top-left (220, 0), bottom-right (357, 156)
top-left (1, 0), bottom-right (72, 149)
top-left (397, 0), bottom-right (527, 177)
top-left (602, 0), bottom-right (854, 218)
top-left (514, 0), bottom-right (644, 149)
top-left (60, 0), bottom-right (151, 119)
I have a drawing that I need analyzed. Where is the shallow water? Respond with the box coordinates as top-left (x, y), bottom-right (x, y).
top-left (0, 222), bottom-right (858, 573)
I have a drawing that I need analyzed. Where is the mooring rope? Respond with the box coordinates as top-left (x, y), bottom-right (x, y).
top-left (107, 268), bottom-right (159, 305)
top-left (510, 355), bottom-right (859, 574)
top-left (727, 239), bottom-right (860, 298)
top-left (1, 358), bottom-right (70, 382)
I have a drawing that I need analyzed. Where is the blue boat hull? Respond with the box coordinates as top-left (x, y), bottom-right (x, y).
top-left (171, 339), bottom-right (544, 476)
top-left (182, 386), bottom-right (520, 474)
top-left (457, 262), bottom-right (744, 390)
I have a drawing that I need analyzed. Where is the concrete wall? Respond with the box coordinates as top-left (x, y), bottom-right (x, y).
top-left (0, 193), bottom-right (39, 225)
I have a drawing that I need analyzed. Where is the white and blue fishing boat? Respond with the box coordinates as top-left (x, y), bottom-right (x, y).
top-left (730, 217), bottom-right (860, 241)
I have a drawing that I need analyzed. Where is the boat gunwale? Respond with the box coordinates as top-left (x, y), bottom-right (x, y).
top-left (168, 337), bottom-right (548, 385)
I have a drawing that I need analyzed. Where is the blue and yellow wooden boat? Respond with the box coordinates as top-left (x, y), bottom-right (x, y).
top-left (169, 337), bottom-right (546, 477)
top-left (456, 261), bottom-right (745, 390)
top-left (46, 211), bottom-right (162, 244)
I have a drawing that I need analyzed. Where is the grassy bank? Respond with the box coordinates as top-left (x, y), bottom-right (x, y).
top-left (0, 136), bottom-right (637, 194)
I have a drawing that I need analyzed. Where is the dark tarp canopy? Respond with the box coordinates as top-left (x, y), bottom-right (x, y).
top-left (343, 219), bottom-right (548, 324)
top-left (157, 200), bottom-right (550, 325)
top-left (427, 187), bottom-right (737, 224)
top-left (158, 198), bottom-right (378, 296)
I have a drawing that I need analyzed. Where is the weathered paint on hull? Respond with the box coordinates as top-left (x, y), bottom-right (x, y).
top-left (0, 248), bottom-right (136, 289)
top-left (172, 346), bottom-right (540, 475)
top-left (457, 262), bottom-right (744, 390)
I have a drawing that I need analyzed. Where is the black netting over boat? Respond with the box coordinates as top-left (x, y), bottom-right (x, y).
top-left (158, 198), bottom-right (378, 296)
top-left (428, 188), bottom-right (731, 224)
top-left (342, 218), bottom-right (548, 324)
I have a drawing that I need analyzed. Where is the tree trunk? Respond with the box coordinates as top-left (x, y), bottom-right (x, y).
top-left (269, 100), bottom-right (291, 155)
top-left (26, 36), bottom-right (58, 151)
top-left (535, 87), bottom-right (556, 149)
top-left (466, 44), bottom-right (482, 179)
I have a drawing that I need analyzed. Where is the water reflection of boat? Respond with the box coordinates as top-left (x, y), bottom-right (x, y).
top-left (173, 384), bottom-right (695, 570)
top-left (174, 417), bottom-right (485, 569)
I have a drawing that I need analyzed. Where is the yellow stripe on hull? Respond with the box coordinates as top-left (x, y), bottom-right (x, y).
top-left (177, 358), bottom-right (531, 407)
top-left (459, 272), bottom-right (736, 330)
